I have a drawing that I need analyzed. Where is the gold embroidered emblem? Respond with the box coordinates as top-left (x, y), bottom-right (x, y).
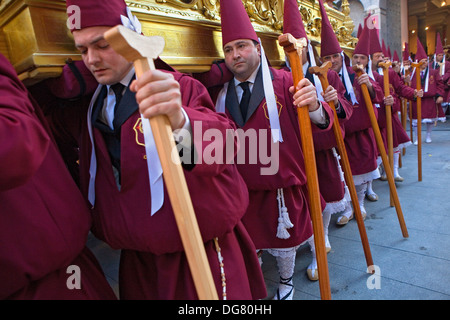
top-left (262, 96), bottom-right (283, 123)
top-left (133, 118), bottom-right (145, 147)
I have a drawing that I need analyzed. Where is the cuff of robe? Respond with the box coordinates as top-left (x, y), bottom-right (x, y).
top-left (173, 107), bottom-right (193, 150)
top-left (309, 102), bottom-right (327, 126)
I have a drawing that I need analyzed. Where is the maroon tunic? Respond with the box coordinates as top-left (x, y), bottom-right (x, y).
top-left (204, 66), bottom-right (334, 249)
top-left (313, 69), bottom-right (353, 204)
top-left (32, 61), bottom-right (267, 300)
top-left (0, 54), bottom-right (116, 300)
top-left (343, 67), bottom-right (384, 176)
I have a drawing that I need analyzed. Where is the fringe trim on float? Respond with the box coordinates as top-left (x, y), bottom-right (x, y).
top-left (276, 188), bottom-right (293, 239)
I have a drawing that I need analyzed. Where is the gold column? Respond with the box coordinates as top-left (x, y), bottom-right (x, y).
top-left (401, 0), bottom-right (409, 48)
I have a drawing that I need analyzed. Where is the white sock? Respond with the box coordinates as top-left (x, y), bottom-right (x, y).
top-left (393, 151), bottom-right (401, 177)
top-left (271, 248), bottom-right (296, 299)
top-left (413, 125), bottom-right (418, 143)
top-left (379, 163), bottom-right (385, 177)
top-left (323, 210), bottom-right (331, 248)
top-left (356, 183), bottom-right (368, 214)
top-left (367, 180), bottom-right (376, 196)
top-left (341, 200), bottom-right (353, 218)
top-left (307, 236), bottom-right (318, 276)
top-left (426, 123), bottom-right (432, 140)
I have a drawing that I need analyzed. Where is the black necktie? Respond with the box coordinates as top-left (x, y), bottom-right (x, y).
top-left (111, 83), bottom-right (125, 109)
top-left (239, 81), bottom-right (251, 121)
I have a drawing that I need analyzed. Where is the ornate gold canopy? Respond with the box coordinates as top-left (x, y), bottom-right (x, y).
top-left (0, 0), bottom-right (356, 86)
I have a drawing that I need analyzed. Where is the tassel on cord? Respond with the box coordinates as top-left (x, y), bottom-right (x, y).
top-left (276, 188), bottom-right (293, 239)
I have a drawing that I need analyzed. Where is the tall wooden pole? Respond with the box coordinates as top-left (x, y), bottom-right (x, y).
top-left (279, 33), bottom-right (331, 300)
top-left (309, 61), bottom-right (374, 269)
top-left (411, 61), bottom-right (425, 182)
top-left (379, 62), bottom-right (394, 207)
top-left (353, 65), bottom-right (409, 238)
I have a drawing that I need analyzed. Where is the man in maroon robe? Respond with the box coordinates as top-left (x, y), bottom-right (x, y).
top-left (410, 38), bottom-right (445, 144)
top-left (431, 33), bottom-right (450, 116)
top-left (32, 0), bottom-right (267, 300)
top-left (0, 53), bottom-right (117, 300)
top-left (370, 27), bottom-right (420, 184)
top-left (196, 0), bottom-right (336, 300)
top-left (323, 23), bottom-right (384, 225)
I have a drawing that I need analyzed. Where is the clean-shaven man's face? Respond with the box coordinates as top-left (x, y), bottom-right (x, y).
top-left (73, 26), bottom-right (133, 85)
top-left (224, 39), bottom-right (261, 82)
top-left (322, 53), bottom-right (343, 73)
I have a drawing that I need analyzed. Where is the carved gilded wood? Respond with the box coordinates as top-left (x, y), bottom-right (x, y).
top-left (0, 0), bottom-right (356, 85)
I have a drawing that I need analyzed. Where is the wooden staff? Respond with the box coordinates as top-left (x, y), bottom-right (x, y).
top-left (309, 61), bottom-right (374, 269)
top-left (409, 99), bottom-right (414, 142)
top-left (352, 65), bottom-right (409, 238)
top-left (279, 33), bottom-right (331, 300)
top-left (411, 61), bottom-right (425, 182)
top-left (379, 61), bottom-right (394, 207)
top-left (104, 25), bottom-right (218, 300)
top-left (405, 67), bottom-right (414, 143)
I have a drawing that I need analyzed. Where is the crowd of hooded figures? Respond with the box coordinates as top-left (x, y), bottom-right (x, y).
top-left (1, 0), bottom-right (448, 300)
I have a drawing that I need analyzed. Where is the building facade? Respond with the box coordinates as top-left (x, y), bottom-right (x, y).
top-left (337, 0), bottom-right (450, 59)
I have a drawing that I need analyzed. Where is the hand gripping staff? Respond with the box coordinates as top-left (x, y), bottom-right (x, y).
top-left (278, 33), bottom-right (331, 300)
top-left (104, 25), bottom-right (218, 300)
top-left (410, 61), bottom-right (426, 182)
top-left (379, 61), bottom-right (394, 207)
top-left (352, 65), bottom-right (409, 238)
top-left (309, 61), bottom-right (374, 270)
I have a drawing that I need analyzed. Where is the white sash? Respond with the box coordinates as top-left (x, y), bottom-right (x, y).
top-left (340, 51), bottom-right (358, 105)
top-left (87, 84), bottom-right (164, 216)
top-left (307, 41), bottom-right (324, 104)
top-left (259, 38), bottom-right (283, 143)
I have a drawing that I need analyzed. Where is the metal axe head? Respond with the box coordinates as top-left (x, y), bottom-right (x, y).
top-left (309, 61), bottom-right (331, 78)
top-left (104, 25), bottom-right (165, 64)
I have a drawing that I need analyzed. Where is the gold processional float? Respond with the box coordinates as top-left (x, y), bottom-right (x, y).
top-left (0, 0), bottom-right (357, 86)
